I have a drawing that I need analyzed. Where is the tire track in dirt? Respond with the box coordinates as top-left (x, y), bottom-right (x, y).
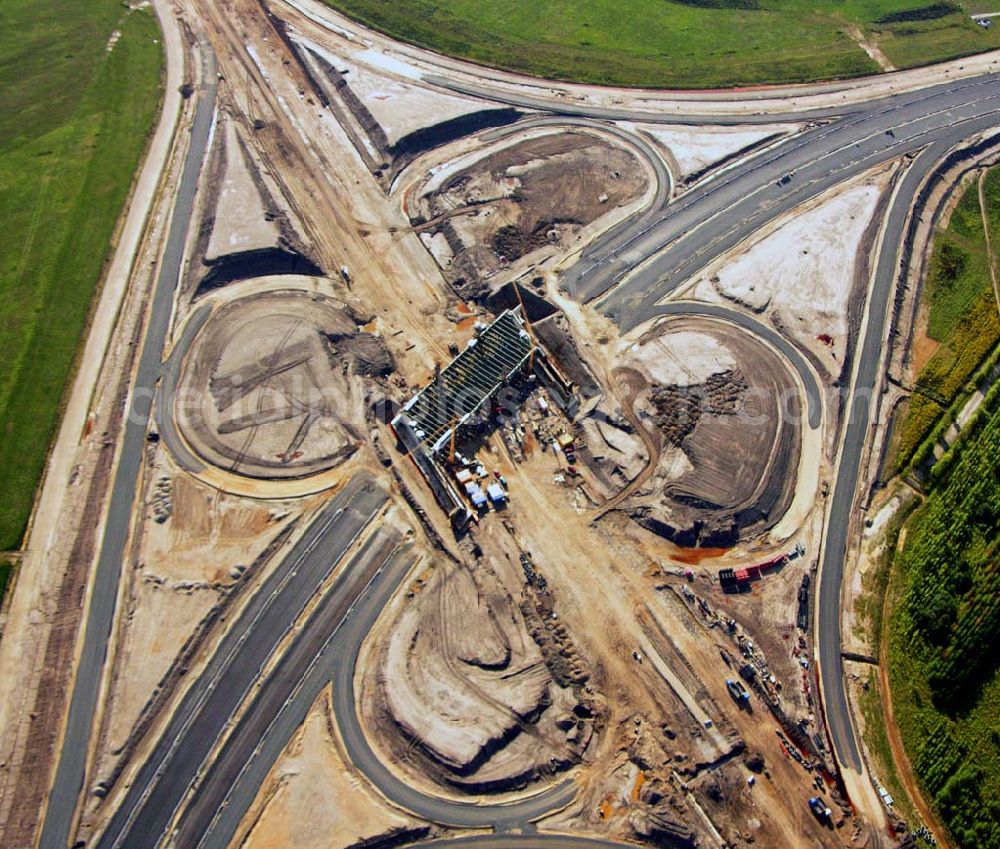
top-left (591, 366), bottom-right (660, 520)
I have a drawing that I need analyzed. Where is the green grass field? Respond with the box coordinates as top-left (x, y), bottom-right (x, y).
top-left (0, 1), bottom-right (164, 550)
top-left (893, 168), bottom-right (1000, 468)
top-left (965, 0), bottom-right (1000, 14)
top-left (324, 0), bottom-right (1000, 88)
top-left (885, 381), bottom-right (1000, 848)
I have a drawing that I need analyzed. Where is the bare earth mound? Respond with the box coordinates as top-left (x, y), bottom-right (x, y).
top-left (368, 561), bottom-right (598, 793)
top-left (621, 317), bottom-right (801, 546)
top-left (173, 291), bottom-right (389, 478)
top-left (413, 131), bottom-right (647, 298)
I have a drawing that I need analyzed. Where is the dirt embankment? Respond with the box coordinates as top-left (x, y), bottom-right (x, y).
top-left (412, 132), bottom-right (647, 300)
top-left (364, 555), bottom-right (602, 794)
top-left (174, 291), bottom-right (393, 479)
top-left (189, 115), bottom-right (322, 300)
top-left (584, 318), bottom-right (801, 547)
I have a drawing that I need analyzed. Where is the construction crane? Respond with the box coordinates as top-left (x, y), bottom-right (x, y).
top-left (448, 415), bottom-right (458, 465)
top-left (513, 279), bottom-right (576, 393)
top-left (512, 282), bottom-right (536, 339)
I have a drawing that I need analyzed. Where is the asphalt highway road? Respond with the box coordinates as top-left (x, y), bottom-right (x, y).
top-left (460, 66), bottom-right (1000, 792)
top-left (329, 561), bottom-right (580, 831)
top-left (609, 120), bottom-right (998, 780)
top-left (37, 43), bottom-right (219, 849)
top-left (181, 529), bottom-right (404, 849)
top-left (154, 303), bottom-right (212, 473)
top-left (40, 8), bottom-right (1000, 844)
top-left (587, 77), bottom-right (1000, 325)
top-left (816, 139), bottom-right (955, 773)
top-left (191, 544), bottom-right (417, 849)
top-left (191, 531), bottom-right (580, 846)
top-left (288, 0), bottom-right (1000, 805)
top-left (427, 69), bottom-right (1000, 126)
top-left (94, 476), bottom-right (387, 849)
top-left (426, 75), bottom-right (856, 126)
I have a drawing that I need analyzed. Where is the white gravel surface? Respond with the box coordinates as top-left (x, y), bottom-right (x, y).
top-left (692, 177), bottom-right (886, 366)
top-left (205, 120), bottom-right (280, 261)
top-left (304, 39), bottom-right (506, 145)
top-left (629, 122), bottom-right (800, 177)
top-left (624, 330), bottom-right (736, 386)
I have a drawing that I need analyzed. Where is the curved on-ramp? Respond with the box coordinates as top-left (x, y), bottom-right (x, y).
top-left (404, 835), bottom-right (636, 849)
top-left (40, 5), bottom-right (1000, 841)
top-left (815, 139), bottom-right (956, 776)
top-left (572, 76), bottom-right (1000, 312)
top-left (329, 564), bottom-right (580, 830)
top-left (184, 541), bottom-right (581, 848)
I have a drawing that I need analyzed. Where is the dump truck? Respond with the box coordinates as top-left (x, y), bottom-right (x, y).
top-left (726, 679), bottom-right (751, 706)
top-left (809, 796), bottom-right (833, 821)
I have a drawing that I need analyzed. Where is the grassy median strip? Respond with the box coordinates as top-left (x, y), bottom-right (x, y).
top-left (0, 1), bottom-right (164, 550)
top-left (322, 0), bottom-right (1000, 88)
